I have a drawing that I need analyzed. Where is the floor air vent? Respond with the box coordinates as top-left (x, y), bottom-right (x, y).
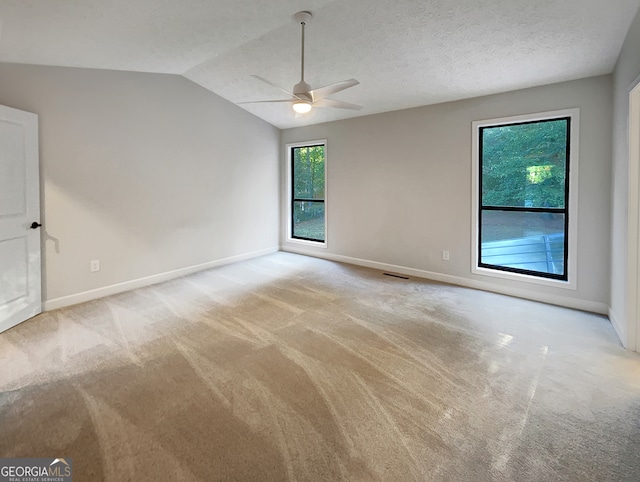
top-left (383, 273), bottom-right (410, 280)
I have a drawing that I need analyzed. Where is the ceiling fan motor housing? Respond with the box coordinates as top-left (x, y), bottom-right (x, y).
top-left (293, 81), bottom-right (312, 101)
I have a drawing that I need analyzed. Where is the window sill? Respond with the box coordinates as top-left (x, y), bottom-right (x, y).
top-left (472, 266), bottom-right (576, 290)
top-left (286, 237), bottom-right (327, 248)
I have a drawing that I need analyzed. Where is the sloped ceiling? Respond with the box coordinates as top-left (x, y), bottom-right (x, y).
top-left (1, 0), bottom-right (639, 129)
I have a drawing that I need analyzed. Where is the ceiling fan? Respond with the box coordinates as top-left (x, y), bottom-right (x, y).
top-left (239, 11), bottom-right (361, 114)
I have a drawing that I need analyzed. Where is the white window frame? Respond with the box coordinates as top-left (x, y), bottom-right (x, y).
top-left (471, 108), bottom-right (579, 289)
top-left (285, 139), bottom-right (328, 248)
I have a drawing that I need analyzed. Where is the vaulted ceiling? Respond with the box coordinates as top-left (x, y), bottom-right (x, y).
top-left (1, 0), bottom-right (639, 129)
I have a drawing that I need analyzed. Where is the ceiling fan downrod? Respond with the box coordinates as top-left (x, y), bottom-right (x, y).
top-left (294, 11), bottom-right (312, 83)
top-left (293, 11), bottom-right (313, 103)
top-left (300, 16), bottom-right (306, 82)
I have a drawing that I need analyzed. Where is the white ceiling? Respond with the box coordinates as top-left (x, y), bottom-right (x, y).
top-left (1, 0), bottom-right (639, 129)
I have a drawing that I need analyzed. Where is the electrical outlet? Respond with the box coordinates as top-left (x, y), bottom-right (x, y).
top-left (442, 250), bottom-right (450, 261)
top-left (90, 259), bottom-right (100, 272)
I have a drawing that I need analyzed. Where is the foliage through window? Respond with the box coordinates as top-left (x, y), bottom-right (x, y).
top-left (478, 117), bottom-right (571, 280)
top-left (291, 144), bottom-right (325, 242)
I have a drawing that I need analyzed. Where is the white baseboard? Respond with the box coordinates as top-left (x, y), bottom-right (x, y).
top-left (608, 307), bottom-right (627, 348)
top-left (44, 247), bottom-right (279, 311)
top-left (281, 246), bottom-right (608, 315)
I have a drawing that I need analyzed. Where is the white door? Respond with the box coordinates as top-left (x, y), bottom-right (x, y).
top-left (0, 105), bottom-right (41, 333)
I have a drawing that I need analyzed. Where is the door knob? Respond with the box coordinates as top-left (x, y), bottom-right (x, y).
top-left (30, 221), bottom-right (42, 229)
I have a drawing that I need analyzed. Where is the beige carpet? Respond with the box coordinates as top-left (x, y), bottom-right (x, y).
top-left (1, 252), bottom-right (640, 481)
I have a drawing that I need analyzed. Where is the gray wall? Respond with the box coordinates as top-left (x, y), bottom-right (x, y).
top-left (282, 76), bottom-right (612, 312)
top-left (0, 63), bottom-right (280, 302)
top-left (611, 8), bottom-right (640, 345)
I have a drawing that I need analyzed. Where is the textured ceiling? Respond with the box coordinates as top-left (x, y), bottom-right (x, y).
top-left (1, 0), bottom-right (639, 129)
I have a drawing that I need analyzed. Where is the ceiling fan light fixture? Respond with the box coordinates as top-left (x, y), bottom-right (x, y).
top-left (292, 100), bottom-right (312, 114)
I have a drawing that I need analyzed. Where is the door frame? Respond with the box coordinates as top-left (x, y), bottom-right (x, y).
top-left (626, 77), bottom-right (640, 352)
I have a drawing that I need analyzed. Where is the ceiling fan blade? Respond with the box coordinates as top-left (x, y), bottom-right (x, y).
top-left (238, 99), bottom-right (294, 105)
top-left (313, 98), bottom-right (362, 110)
top-left (309, 79), bottom-right (359, 101)
top-left (251, 75), bottom-right (302, 100)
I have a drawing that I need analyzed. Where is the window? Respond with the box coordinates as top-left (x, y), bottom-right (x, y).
top-left (472, 110), bottom-right (579, 285)
top-left (288, 141), bottom-right (326, 244)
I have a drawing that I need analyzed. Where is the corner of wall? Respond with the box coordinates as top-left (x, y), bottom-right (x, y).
top-left (610, 5), bottom-right (640, 351)
top-left (608, 307), bottom-right (628, 348)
